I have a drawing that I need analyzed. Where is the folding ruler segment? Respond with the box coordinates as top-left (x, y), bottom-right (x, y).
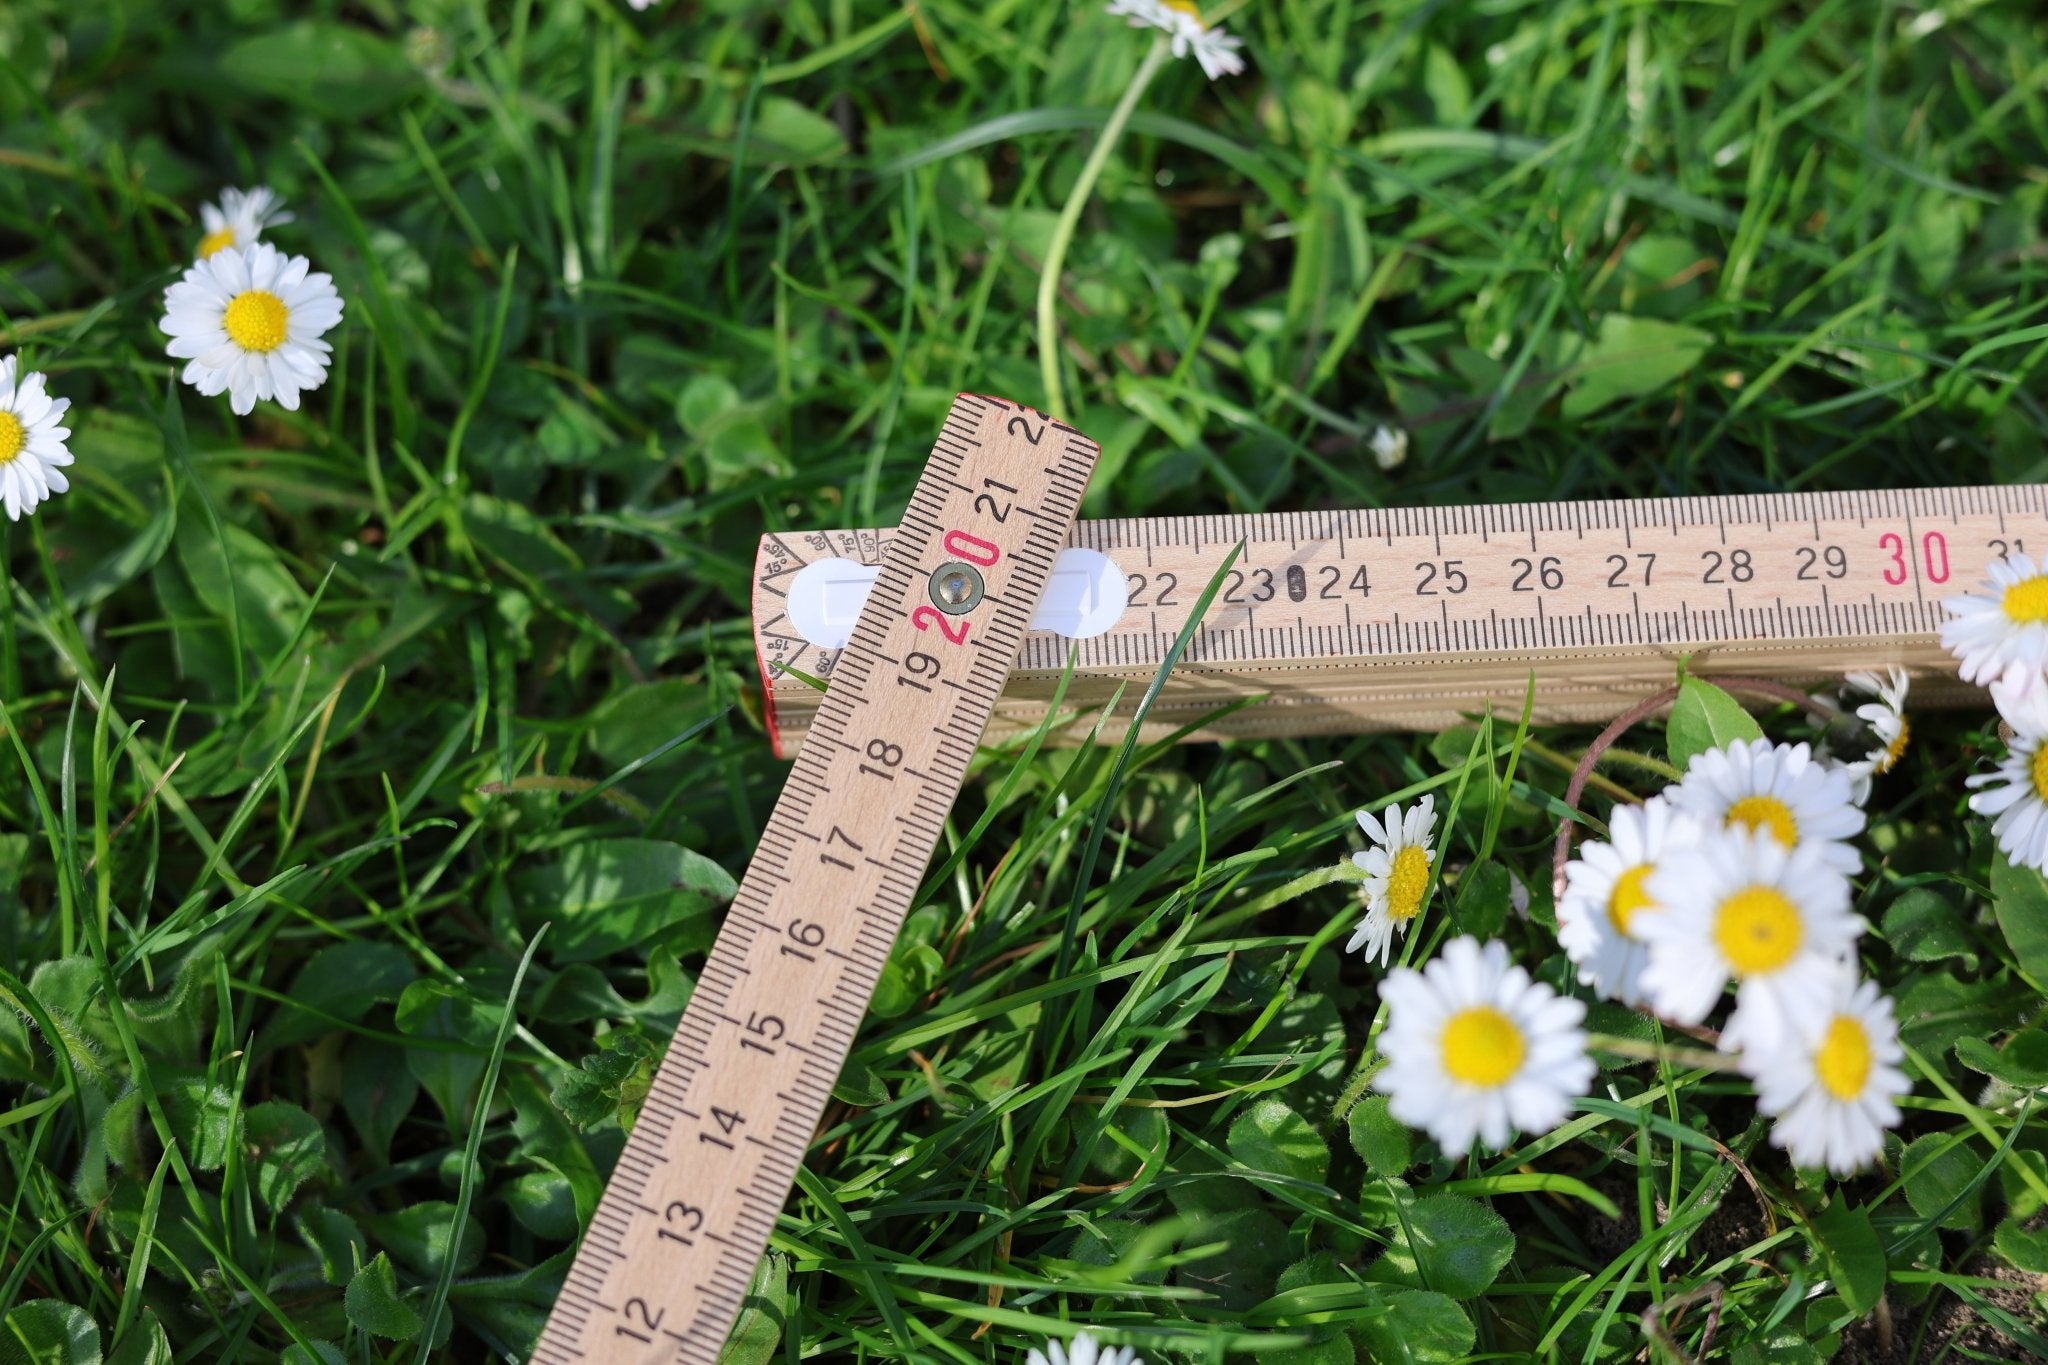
top-left (532, 395), bottom-right (1101, 1363)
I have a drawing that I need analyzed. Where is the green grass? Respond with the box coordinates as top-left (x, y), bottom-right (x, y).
top-left (3, 0), bottom-right (2048, 1361)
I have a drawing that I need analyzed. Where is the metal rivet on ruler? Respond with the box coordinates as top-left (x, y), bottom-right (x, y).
top-left (929, 561), bottom-right (983, 615)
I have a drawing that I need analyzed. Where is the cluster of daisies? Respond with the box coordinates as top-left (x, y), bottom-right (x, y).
top-left (1350, 666), bottom-right (1931, 1176)
top-left (0, 186), bottom-right (343, 524)
top-left (1353, 556), bottom-right (2048, 1177)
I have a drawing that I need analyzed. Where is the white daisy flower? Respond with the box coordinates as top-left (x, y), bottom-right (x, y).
top-left (1737, 967), bottom-right (1908, 1175)
top-left (160, 243), bottom-right (344, 417)
top-left (1967, 679), bottom-right (2048, 872)
top-left (1368, 423), bottom-right (1408, 471)
top-left (1556, 797), bottom-right (1706, 1007)
top-left (1346, 794), bottom-right (1437, 967)
top-left (1374, 935), bottom-right (1594, 1155)
top-left (1025, 1331), bottom-right (1142, 1365)
top-left (1104, 0), bottom-right (1246, 79)
top-left (1838, 668), bottom-right (1911, 804)
top-left (195, 186), bottom-right (293, 262)
top-left (1638, 827), bottom-right (1861, 1051)
top-left (1941, 551), bottom-right (2048, 686)
top-left (0, 355), bottom-right (75, 522)
top-left (1668, 737), bottom-right (1864, 875)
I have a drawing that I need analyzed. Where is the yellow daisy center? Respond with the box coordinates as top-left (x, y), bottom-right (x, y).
top-left (1440, 1006), bottom-right (1525, 1088)
top-left (1712, 885), bottom-right (1803, 976)
top-left (1386, 844), bottom-right (1432, 923)
top-left (1607, 864), bottom-right (1656, 939)
top-left (1814, 1014), bottom-right (1872, 1101)
top-left (197, 227), bottom-right (237, 259)
top-left (2031, 744), bottom-right (2048, 803)
top-left (223, 290), bottom-right (289, 353)
top-left (1874, 718), bottom-right (1910, 775)
top-left (0, 411), bottom-right (23, 467)
top-left (2002, 575), bottom-right (2048, 624)
top-left (1725, 794), bottom-right (1798, 847)
top-left (1162, 0), bottom-right (1205, 18)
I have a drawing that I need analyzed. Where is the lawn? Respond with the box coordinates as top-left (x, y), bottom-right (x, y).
top-left (4, 0), bottom-right (2048, 1362)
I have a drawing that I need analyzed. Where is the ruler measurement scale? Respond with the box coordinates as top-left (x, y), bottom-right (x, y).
top-left (756, 486), bottom-right (2046, 749)
top-left (532, 396), bottom-right (1101, 1363)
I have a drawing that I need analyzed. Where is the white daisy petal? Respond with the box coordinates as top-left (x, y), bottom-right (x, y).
top-left (160, 244), bottom-right (343, 417)
top-left (1831, 668), bottom-right (1911, 805)
top-left (1556, 796), bottom-right (1706, 1005)
top-left (1373, 935), bottom-right (1595, 1155)
top-left (1102, 0), bottom-right (1245, 79)
top-left (0, 354), bottom-right (77, 520)
top-left (1966, 695), bottom-right (2048, 870)
top-left (1735, 967), bottom-right (1908, 1175)
top-left (194, 185), bottom-right (293, 261)
top-left (1345, 794), bottom-right (1439, 967)
top-left (1668, 737), bottom-right (1865, 873)
top-left (1942, 552), bottom-right (2048, 686)
top-left (1638, 826), bottom-right (1861, 1036)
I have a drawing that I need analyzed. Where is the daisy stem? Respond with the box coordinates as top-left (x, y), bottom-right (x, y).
top-left (1585, 1031), bottom-right (1740, 1073)
top-left (1036, 33), bottom-right (1173, 422)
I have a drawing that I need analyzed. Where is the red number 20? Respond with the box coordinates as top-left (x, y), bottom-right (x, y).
top-left (911, 607), bottom-right (970, 644)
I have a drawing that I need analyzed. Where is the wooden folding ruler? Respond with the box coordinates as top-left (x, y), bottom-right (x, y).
top-left (531, 395), bottom-right (1099, 1362)
top-left (753, 487), bottom-right (2039, 750)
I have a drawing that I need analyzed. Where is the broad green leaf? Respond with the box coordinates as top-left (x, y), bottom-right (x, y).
top-left (1229, 1098), bottom-right (1330, 1185)
top-left (361, 1202), bottom-right (485, 1278)
top-left (243, 1100), bottom-right (326, 1213)
top-left (1452, 860), bottom-right (1513, 939)
top-left (163, 1079), bottom-right (235, 1172)
top-left (1083, 1091), bottom-right (1169, 1182)
top-left (394, 982), bottom-right (498, 1126)
top-left (1880, 887), bottom-right (1978, 968)
top-left (296, 1206), bottom-right (366, 1287)
top-left (104, 1314), bottom-right (170, 1365)
top-left (588, 679), bottom-right (717, 770)
top-left (1667, 677), bottom-right (1764, 770)
top-left (551, 1028), bottom-right (658, 1133)
top-left (830, 1060), bottom-right (888, 1107)
top-left (1351, 1288), bottom-right (1474, 1365)
top-left (1901, 1133), bottom-right (1983, 1233)
top-left (1366, 1193), bottom-right (1514, 1299)
top-left (1176, 1207), bottom-right (1293, 1311)
top-left (1894, 970), bottom-right (2017, 1056)
top-left (1995, 1213), bottom-right (2048, 1272)
top-left (720, 1251), bottom-right (790, 1365)
top-left (217, 22), bottom-right (422, 120)
top-left (869, 942), bottom-right (944, 1018)
top-left (748, 97), bottom-right (848, 164)
top-left (1267, 1338), bottom-right (1354, 1365)
top-left (511, 838), bottom-right (735, 963)
top-left (258, 941), bottom-right (417, 1052)
top-left (1990, 854), bottom-right (2048, 982)
top-left (0, 1300), bottom-right (100, 1365)
top-left (503, 1171), bottom-right (579, 1241)
top-left (1955, 1030), bottom-right (2048, 1087)
top-left (1812, 1198), bottom-right (1885, 1315)
top-left (341, 1039), bottom-right (420, 1164)
top-left (279, 1345), bottom-right (344, 1365)
top-left (344, 1252), bottom-right (422, 1341)
top-left (1346, 1096), bottom-right (1414, 1176)
top-left (1561, 315), bottom-right (1713, 418)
